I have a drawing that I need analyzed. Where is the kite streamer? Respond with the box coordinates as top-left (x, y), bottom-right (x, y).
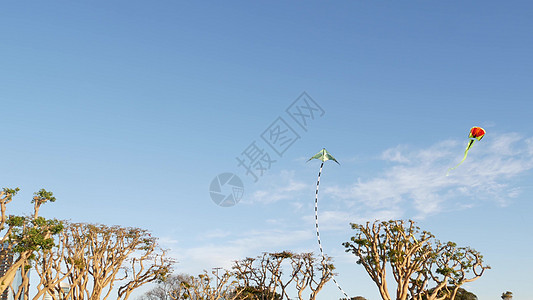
top-left (447, 126), bottom-right (486, 176)
top-left (308, 148), bottom-right (349, 299)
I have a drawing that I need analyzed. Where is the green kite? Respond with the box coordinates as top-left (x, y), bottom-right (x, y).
top-left (307, 148), bottom-right (340, 164)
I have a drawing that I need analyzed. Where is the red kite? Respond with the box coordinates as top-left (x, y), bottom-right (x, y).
top-left (447, 127), bottom-right (486, 175)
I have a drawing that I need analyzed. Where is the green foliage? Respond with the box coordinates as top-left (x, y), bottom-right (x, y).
top-left (0, 187), bottom-right (63, 296)
top-left (8, 217), bottom-right (63, 254)
top-left (234, 285), bottom-right (282, 299)
top-left (32, 189), bottom-right (56, 204)
top-left (270, 250), bottom-right (294, 259)
top-left (423, 287), bottom-right (478, 300)
top-left (6, 216), bottom-right (25, 227)
top-left (2, 187), bottom-right (20, 199)
top-left (2, 188), bottom-right (63, 255)
top-left (501, 291), bottom-right (513, 299)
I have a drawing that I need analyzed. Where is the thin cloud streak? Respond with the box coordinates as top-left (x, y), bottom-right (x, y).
top-left (326, 133), bottom-right (533, 219)
top-left (165, 228), bottom-right (313, 274)
top-left (173, 132), bottom-right (533, 276)
top-left (245, 170), bottom-right (309, 204)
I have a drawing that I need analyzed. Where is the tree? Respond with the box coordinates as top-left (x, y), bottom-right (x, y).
top-left (138, 274), bottom-right (191, 300)
top-left (142, 251), bottom-right (334, 300)
top-left (412, 241), bottom-right (488, 300)
top-left (232, 252), bottom-right (289, 300)
top-left (138, 271), bottom-right (243, 300)
top-left (30, 221), bottom-right (174, 300)
top-left (29, 222), bottom-right (88, 300)
top-left (342, 220), bottom-right (433, 300)
top-left (343, 220), bottom-right (490, 300)
top-left (232, 251), bottom-right (334, 300)
top-left (177, 269), bottom-right (245, 300)
top-left (290, 252), bottom-right (335, 300)
top-left (0, 188), bottom-right (63, 296)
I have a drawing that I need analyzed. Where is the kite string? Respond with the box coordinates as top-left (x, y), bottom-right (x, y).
top-left (315, 162), bottom-right (349, 299)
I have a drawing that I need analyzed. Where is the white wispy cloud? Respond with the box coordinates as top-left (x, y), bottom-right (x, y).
top-left (165, 132), bottom-right (533, 276)
top-left (326, 132), bottom-right (533, 219)
top-left (197, 228), bottom-right (233, 240)
top-left (245, 170), bottom-right (309, 204)
top-left (165, 228), bottom-right (313, 274)
top-left (381, 145), bottom-right (411, 163)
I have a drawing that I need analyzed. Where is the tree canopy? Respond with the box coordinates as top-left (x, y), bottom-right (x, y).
top-left (0, 188), bottom-right (63, 296)
top-left (141, 251), bottom-right (335, 300)
top-left (343, 220), bottom-right (489, 300)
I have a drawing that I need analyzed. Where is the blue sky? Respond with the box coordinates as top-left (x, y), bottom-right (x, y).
top-left (1, 1), bottom-right (532, 299)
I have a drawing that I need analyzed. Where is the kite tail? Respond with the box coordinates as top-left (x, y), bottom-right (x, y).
top-left (447, 139), bottom-right (476, 176)
top-left (314, 162), bottom-right (349, 299)
top-left (314, 162), bottom-right (325, 257)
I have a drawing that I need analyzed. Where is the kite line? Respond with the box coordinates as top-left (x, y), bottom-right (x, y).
top-left (309, 149), bottom-right (349, 299)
